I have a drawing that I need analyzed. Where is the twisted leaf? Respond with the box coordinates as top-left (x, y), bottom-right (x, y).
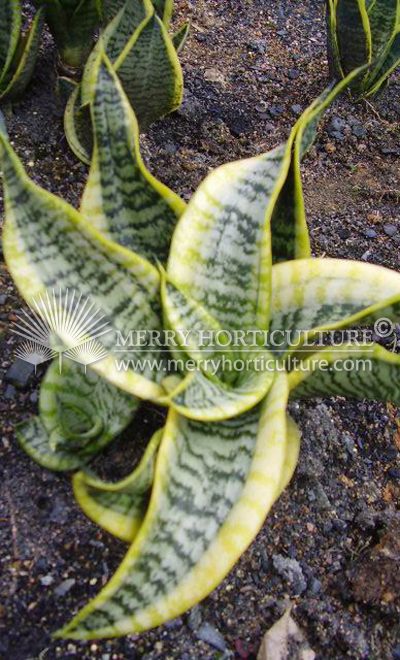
top-left (0, 128), bottom-right (165, 400)
top-left (288, 342), bottom-right (400, 404)
top-left (57, 373), bottom-right (289, 639)
top-left (81, 56), bottom-right (185, 263)
top-left (0, 8), bottom-right (43, 101)
top-left (114, 12), bottom-right (183, 130)
top-left (64, 83), bottom-right (92, 164)
top-left (269, 258), bottom-right (400, 356)
top-left (17, 360), bottom-right (139, 470)
top-left (73, 428), bottom-right (162, 540)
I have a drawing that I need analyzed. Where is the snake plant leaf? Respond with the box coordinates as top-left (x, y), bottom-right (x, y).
top-left (80, 0), bottom-right (153, 108)
top-left (335, 0), bottom-right (372, 75)
top-left (327, 0), bottom-right (400, 96)
top-left (57, 373), bottom-right (289, 639)
top-left (0, 7), bottom-right (43, 102)
top-left (167, 147), bottom-right (286, 335)
top-left (365, 31), bottom-right (400, 96)
top-left (0, 128), bottom-right (166, 401)
top-left (34, 0), bottom-right (101, 67)
top-left (269, 258), bottom-right (400, 356)
top-left (73, 428), bottom-right (162, 541)
top-left (152, 0), bottom-right (173, 27)
top-left (0, 0), bottom-right (21, 88)
top-left (16, 416), bottom-right (96, 471)
top-left (165, 356), bottom-right (275, 421)
top-left (81, 55), bottom-right (185, 264)
top-left (277, 415), bottom-right (301, 497)
top-left (17, 359), bottom-right (140, 470)
top-left (161, 276), bottom-right (236, 383)
top-left (172, 21), bottom-right (190, 53)
top-left (64, 83), bottom-right (92, 164)
top-left (114, 12), bottom-right (183, 131)
top-left (288, 342), bottom-right (400, 405)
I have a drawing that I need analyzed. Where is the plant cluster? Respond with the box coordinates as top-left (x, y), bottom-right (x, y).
top-left (327, 0), bottom-right (400, 97)
top-left (1, 48), bottom-right (400, 639)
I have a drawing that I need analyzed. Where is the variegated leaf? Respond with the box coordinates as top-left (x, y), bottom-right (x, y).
top-left (0, 0), bottom-right (20, 88)
top-left (167, 146), bottom-right (290, 334)
top-left (165, 355), bottom-right (275, 421)
top-left (0, 9), bottom-right (43, 101)
top-left (366, 30), bottom-right (400, 96)
top-left (81, 55), bottom-right (185, 264)
top-left (161, 275), bottom-right (236, 382)
top-left (0, 128), bottom-right (166, 401)
top-left (17, 359), bottom-right (139, 470)
top-left (73, 427), bottom-right (162, 541)
top-left (64, 83), bottom-right (92, 164)
top-left (172, 21), bottom-right (190, 53)
top-left (269, 258), bottom-right (400, 356)
top-left (114, 12), bottom-right (183, 131)
top-left (152, 0), bottom-right (173, 27)
top-left (288, 342), bottom-right (400, 405)
top-left (334, 0), bottom-right (372, 75)
top-left (57, 373), bottom-right (289, 639)
top-left (80, 0), bottom-right (153, 108)
top-left (277, 414), bottom-right (301, 497)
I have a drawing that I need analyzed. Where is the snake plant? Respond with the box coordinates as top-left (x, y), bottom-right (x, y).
top-left (2, 55), bottom-right (400, 639)
top-left (64, 0), bottom-right (187, 163)
top-left (33, 0), bottom-right (101, 69)
top-left (0, 0), bottom-right (43, 102)
top-left (327, 0), bottom-right (400, 97)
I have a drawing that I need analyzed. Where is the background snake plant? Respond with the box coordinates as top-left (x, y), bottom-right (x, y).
top-left (0, 0), bottom-right (43, 102)
top-left (33, 0), bottom-right (101, 69)
top-left (1, 55), bottom-right (400, 639)
top-left (326, 0), bottom-right (400, 97)
top-left (64, 0), bottom-right (187, 163)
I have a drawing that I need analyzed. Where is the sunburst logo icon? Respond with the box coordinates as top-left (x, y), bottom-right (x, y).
top-left (11, 288), bottom-right (111, 373)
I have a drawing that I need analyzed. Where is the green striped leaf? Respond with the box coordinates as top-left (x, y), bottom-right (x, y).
top-left (269, 258), bottom-right (400, 356)
top-left (17, 359), bottom-right (139, 471)
top-left (328, 0), bottom-right (400, 96)
top-left (335, 0), bottom-right (372, 74)
top-left (0, 0), bottom-right (21, 88)
top-left (0, 128), bottom-right (166, 401)
top-left (0, 8), bottom-right (44, 101)
top-left (57, 373), bottom-right (289, 639)
top-left (64, 83), bottom-right (92, 165)
top-left (366, 30), bottom-right (400, 96)
top-left (73, 428), bottom-right (162, 541)
top-left (80, 0), bottom-right (153, 108)
top-left (165, 355), bottom-right (275, 421)
top-left (288, 342), bottom-right (400, 405)
top-left (161, 275), bottom-right (236, 383)
top-left (367, 0), bottom-right (399, 60)
top-left (35, 0), bottom-right (100, 67)
top-left (167, 147), bottom-right (285, 335)
top-left (81, 55), bottom-right (185, 264)
top-left (172, 21), bottom-right (190, 53)
top-left (152, 0), bottom-right (173, 27)
top-left (114, 12), bottom-right (183, 131)
top-left (277, 415), bottom-right (301, 497)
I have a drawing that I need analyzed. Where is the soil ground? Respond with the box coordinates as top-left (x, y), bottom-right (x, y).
top-left (1, 0), bottom-right (400, 658)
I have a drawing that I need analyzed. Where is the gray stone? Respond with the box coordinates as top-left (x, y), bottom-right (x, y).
top-left (5, 359), bottom-right (35, 389)
top-left (291, 104), bottom-right (302, 114)
top-left (0, 294), bottom-right (7, 305)
top-left (308, 577), bottom-right (322, 595)
top-left (187, 604), bottom-right (203, 631)
top-left (384, 223), bottom-right (397, 237)
top-left (196, 623), bottom-right (227, 651)
top-left (352, 124), bottom-right (366, 138)
top-left (272, 554), bottom-right (307, 594)
top-left (40, 575), bottom-right (54, 586)
top-left (365, 229), bottom-right (377, 238)
top-left (54, 578), bottom-right (76, 598)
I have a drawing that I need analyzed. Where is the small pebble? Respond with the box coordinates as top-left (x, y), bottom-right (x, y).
top-left (196, 623), bottom-right (227, 651)
top-left (365, 229), bottom-right (377, 238)
top-left (384, 223), bottom-right (397, 237)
